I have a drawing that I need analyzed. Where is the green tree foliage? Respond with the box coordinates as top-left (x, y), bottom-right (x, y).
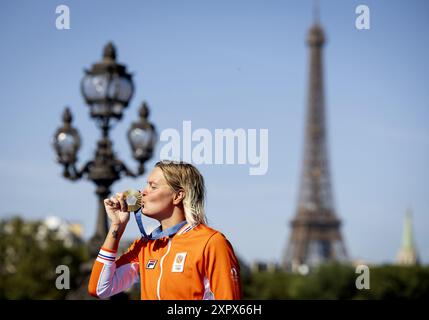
top-left (2, 217), bottom-right (428, 300)
top-left (242, 262), bottom-right (429, 300)
top-left (355, 265), bottom-right (429, 300)
top-left (244, 271), bottom-right (291, 299)
top-left (0, 216), bottom-right (89, 299)
top-left (291, 263), bottom-right (357, 299)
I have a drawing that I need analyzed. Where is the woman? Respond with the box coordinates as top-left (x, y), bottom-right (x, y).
top-left (88, 160), bottom-right (242, 300)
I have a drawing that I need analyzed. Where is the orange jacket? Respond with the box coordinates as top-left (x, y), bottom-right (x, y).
top-left (88, 223), bottom-right (242, 300)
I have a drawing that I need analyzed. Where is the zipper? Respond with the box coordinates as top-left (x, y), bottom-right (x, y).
top-left (157, 238), bottom-right (171, 300)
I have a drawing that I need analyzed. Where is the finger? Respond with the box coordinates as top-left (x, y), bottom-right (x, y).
top-left (115, 193), bottom-right (124, 203)
top-left (117, 193), bottom-right (128, 212)
top-left (105, 197), bottom-right (115, 203)
top-left (110, 197), bottom-right (120, 209)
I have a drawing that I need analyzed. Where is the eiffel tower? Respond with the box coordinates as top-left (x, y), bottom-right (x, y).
top-left (282, 11), bottom-right (348, 273)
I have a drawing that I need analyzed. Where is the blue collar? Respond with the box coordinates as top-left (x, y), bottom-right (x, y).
top-left (150, 220), bottom-right (188, 240)
top-left (134, 209), bottom-right (187, 240)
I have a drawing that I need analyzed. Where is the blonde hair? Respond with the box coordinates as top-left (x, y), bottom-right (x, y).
top-left (155, 160), bottom-right (207, 226)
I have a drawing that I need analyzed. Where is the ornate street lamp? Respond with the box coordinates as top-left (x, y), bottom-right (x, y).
top-left (52, 42), bottom-right (157, 252)
top-left (81, 42), bottom-right (134, 130)
top-left (53, 107), bottom-right (81, 167)
top-left (128, 102), bottom-right (157, 169)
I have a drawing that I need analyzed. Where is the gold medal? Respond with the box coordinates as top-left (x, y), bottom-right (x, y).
top-left (123, 189), bottom-right (142, 212)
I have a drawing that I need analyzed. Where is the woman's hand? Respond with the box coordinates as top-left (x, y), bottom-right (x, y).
top-left (104, 192), bottom-right (130, 227)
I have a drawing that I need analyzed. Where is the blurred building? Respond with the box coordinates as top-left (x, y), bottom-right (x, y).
top-left (36, 215), bottom-right (84, 248)
top-left (396, 209), bottom-right (419, 266)
top-left (251, 261), bottom-right (280, 273)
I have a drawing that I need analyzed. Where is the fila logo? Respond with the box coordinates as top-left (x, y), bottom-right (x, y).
top-left (172, 252), bottom-right (187, 272)
top-left (146, 259), bottom-right (157, 269)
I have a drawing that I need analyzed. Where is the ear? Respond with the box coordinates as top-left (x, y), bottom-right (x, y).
top-left (173, 190), bottom-right (185, 205)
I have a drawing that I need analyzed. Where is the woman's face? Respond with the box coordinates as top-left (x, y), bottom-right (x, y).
top-left (140, 167), bottom-right (176, 220)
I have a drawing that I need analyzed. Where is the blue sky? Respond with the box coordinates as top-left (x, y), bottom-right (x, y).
top-left (0, 0), bottom-right (428, 266)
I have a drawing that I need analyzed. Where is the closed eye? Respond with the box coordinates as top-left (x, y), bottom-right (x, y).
top-left (146, 181), bottom-right (158, 190)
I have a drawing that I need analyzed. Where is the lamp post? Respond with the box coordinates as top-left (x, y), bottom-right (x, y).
top-left (52, 42), bottom-right (157, 254)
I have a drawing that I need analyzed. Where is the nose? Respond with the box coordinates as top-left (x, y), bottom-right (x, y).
top-left (141, 188), bottom-right (148, 197)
